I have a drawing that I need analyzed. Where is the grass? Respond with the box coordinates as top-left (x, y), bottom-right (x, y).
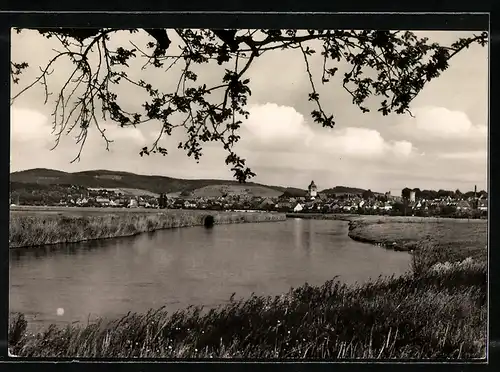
top-left (348, 218), bottom-right (487, 258)
top-left (9, 208), bottom-right (286, 248)
top-left (8, 217), bottom-right (487, 359)
top-left (285, 213), bottom-right (356, 221)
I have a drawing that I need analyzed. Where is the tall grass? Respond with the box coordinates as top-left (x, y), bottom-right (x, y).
top-left (9, 210), bottom-right (286, 248)
top-left (9, 262), bottom-right (486, 358)
top-left (8, 217), bottom-right (487, 359)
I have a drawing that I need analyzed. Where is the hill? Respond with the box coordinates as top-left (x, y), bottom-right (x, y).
top-left (320, 185), bottom-right (368, 195)
top-left (10, 168), bottom-right (292, 197)
top-left (11, 168), bottom-right (382, 199)
top-left (190, 184), bottom-right (283, 199)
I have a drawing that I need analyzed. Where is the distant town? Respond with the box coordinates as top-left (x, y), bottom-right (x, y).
top-left (10, 175), bottom-right (488, 219)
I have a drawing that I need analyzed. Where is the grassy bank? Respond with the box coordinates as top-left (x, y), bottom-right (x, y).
top-left (286, 213), bottom-right (356, 221)
top-left (9, 209), bottom-right (286, 248)
top-left (9, 262), bottom-right (486, 358)
top-left (8, 217), bottom-right (487, 359)
top-left (348, 218), bottom-right (487, 260)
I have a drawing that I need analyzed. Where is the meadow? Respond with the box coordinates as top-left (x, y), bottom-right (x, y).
top-left (8, 215), bottom-right (488, 359)
top-left (9, 207), bottom-right (286, 248)
top-left (348, 218), bottom-right (487, 261)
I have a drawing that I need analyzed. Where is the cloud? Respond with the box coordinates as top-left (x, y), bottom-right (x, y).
top-left (239, 104), bottom-right (416, 160)
top-left (318, 128), bottom-right (416, 159)
top-left (391, 140), bottom-right (414, 157)
top-left (396, 106), bottom-right (487, 141)
top-left (240, 103), bottom-right (314, 151)
top-left (10, 106), bottom-right (146, 149)
top-left (437, 150), bottom-right (487, 161)
top-left (96, 122), bottom-right (146, 145)
top-left (10, 107), bottom-right (52, 142)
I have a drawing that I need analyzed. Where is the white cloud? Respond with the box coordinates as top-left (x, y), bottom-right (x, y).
top-left (437, 150), bottom-right (487, 160)
top-left (240, 103), bottom-right (314, 150)
top-left (391, 140), bottom-right (414, 157)
top-left (318, 127), bottom-right (416, 158)
top-left (96, 123), bottom-right (146, 145)
top-left (10, 107), bottom-right (52, 142)
top-left (240, 104), bottom-right (416, 160)
top-left (396, 106), bottom-right (487, 141)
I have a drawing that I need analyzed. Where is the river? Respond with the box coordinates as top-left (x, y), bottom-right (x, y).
top-left (9, 218), bottom-right (410, 331)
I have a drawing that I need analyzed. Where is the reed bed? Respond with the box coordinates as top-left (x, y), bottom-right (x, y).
top-left (9, 261), bottom-right (486, 359)
top-left (8, 215), bottom-right (487, 359)
top-left (9, 210), bottom-right (286, 248)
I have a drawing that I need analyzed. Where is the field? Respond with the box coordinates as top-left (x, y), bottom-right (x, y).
top-left (9, 206), bottom-right (286, 248)
top-left (8, 215), bottom-right (488, 359)
top-left (189, 184), bottom-right (283, 198)
top-left (87, 187), bottom-right (160, 198)
top-left (10, 168), bottom-right (291, 196)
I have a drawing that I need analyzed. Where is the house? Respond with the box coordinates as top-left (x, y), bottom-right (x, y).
top-left (128, 199), bottom-right (138, 208)
top-left (276, 201), bottom-right (293, 212)
top-left (293, 203), bottom-right (304, 213)
top-left (76, 197), bottom-right (89, 206)
top-left (96, 196), bottom-right (110, 206)
top-left (330, 203), bottom-right (341, 212)
top-left (184, 201), bottom-right (197, 209)
top-left (478, 199), bottom-right (488, 211)
top-left (259, 198), bottom-right (275, 210)
top-left (456, 200), bottom-right (471, 211)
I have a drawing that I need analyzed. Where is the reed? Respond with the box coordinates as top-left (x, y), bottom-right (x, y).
top-left (9, 210), bottom-right (286, 248)
top-left (9, 261), bottom-right (486, 359)
top-left (8, 214), bottom-right (487, 359)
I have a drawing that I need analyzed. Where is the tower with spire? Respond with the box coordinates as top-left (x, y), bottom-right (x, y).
top-left (308, 180), bottom-right (318, 199)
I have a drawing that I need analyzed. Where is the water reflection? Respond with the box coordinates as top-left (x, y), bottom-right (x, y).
top-left (293, 218), bottom-right (303, 250)
top-left (10, 219), bottom-right (411, 331)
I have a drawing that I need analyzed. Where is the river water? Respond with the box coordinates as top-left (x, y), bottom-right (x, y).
top-left (10, 219), bottom-right (410, 331)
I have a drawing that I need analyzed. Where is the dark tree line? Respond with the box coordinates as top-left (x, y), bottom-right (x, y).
top-left (401, 187), bottom-right (487, 200)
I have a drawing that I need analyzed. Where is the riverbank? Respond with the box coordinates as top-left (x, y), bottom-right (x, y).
top-left (285, 213), bottom-right (357, 221)
top-left (9, 260), bottom-right (486, 358)
top-left (9, 208), bottom-right (286, 248)
top-left (286, 213), bottom-right (479, 224)
top-left (347, 218), bottom-right (488, 260)
top-left (9, 216), bottom-right (487, 359)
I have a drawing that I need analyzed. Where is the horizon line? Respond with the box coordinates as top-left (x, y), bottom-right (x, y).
top-left (9, 167), bottom-right (487, 194)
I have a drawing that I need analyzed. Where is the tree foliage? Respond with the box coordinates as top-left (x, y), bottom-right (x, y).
top-left (10, 28), bottom-right (488, 182)
top-left (361, 189), bottom-right (374, 200)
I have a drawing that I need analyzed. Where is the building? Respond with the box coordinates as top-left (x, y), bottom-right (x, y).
top-left (293, 203), bottom-right (304, 213)
top-left (308, 180), bottom-right (318, 199)
top-left (409, 191), bottom-right (416, 203)
top-left (96, 196), bottom-right (110, 206)
top-left (456, 200), bottom-right (471, 211)
top-left (478, 199), bottom-right (488, 212)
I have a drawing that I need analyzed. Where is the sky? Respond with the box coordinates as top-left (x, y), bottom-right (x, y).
top-left (10, 29), bottom-right (488, 194)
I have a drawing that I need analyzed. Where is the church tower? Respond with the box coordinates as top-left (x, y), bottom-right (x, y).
top-left (308, 180), bottom-right (318, 199)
